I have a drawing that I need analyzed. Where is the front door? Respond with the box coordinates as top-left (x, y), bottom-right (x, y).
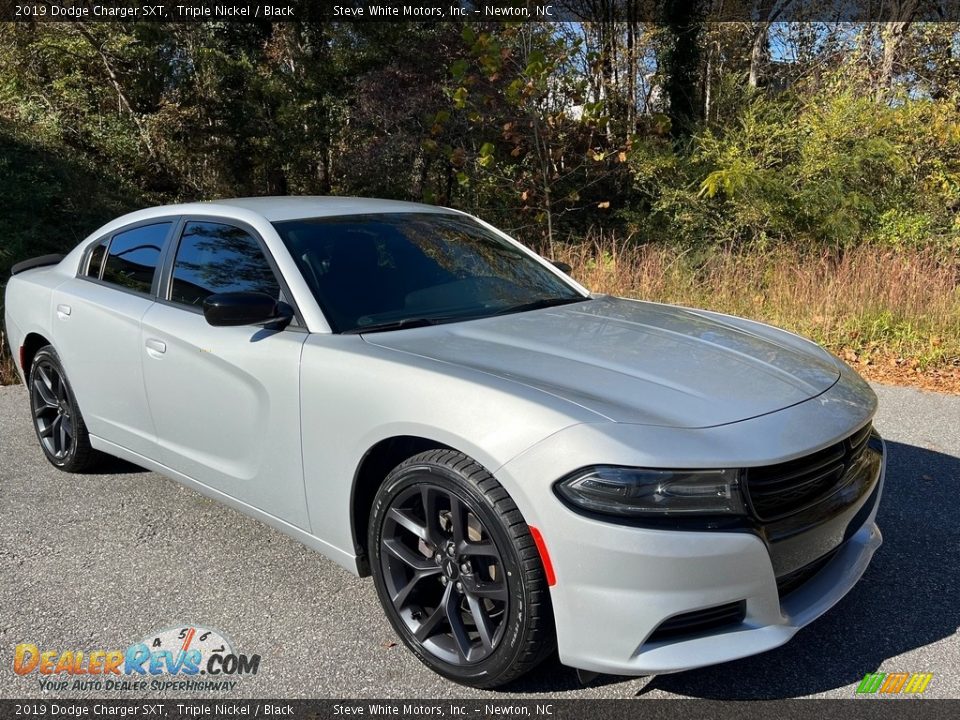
top-left (139, 219), bottom-right (309, 529)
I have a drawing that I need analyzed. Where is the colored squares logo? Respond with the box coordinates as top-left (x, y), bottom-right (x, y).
top-left (856, 672), bottom-right (933, 695)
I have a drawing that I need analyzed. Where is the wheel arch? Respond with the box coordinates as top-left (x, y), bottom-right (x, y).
top-left (19, 332), bottom-right (53, 380)
top-left (350, 435), bottom-right (455, 576)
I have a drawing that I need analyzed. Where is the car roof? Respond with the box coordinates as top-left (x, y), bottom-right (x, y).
top-left (205, 196), bottom-right (453, 222)
top-left (77, 197), bottom-right (465, 256)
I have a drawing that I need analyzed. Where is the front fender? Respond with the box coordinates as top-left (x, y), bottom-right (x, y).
top-left (297, 334), bottom-right (595, 570)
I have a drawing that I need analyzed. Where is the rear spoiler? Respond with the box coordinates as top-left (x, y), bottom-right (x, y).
top-left (10, 254), bottom-right (64, 276)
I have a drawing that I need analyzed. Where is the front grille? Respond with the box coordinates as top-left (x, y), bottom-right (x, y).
top-left (647, 600), bottom-right (746, 643)
top-left (744, 423), bottom-right (873, 520)
top-left (776, 546), bottom-right (841, 597)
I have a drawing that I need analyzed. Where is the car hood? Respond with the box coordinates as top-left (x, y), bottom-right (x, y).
top-left (363, 296), bottom-right (841, 427)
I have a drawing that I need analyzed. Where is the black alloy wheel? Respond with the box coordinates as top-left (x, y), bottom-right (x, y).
top-left (369, 449), bottom-right (554, 688)
top-left (381, 482), bottom-right (509, 664)
top-left (28, 346), bottom-right (98, 472)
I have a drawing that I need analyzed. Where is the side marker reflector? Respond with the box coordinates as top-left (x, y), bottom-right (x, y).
top-left (528, 525), bottom-right (556, 587)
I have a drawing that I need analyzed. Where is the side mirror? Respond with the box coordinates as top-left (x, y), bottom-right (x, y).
top-left (551, 260), bottom-right (573, 274)
top-left (203, 292), bottom-right (292, 328)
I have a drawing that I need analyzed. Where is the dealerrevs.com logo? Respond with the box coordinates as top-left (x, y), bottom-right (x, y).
top-left (13, 626), bottom-right (260, 692)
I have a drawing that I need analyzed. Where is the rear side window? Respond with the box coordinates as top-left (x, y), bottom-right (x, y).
top-left (100, 223), bottom-right (169, 294)
top-left (169, 221), bottom-right (281, 307)
top-left (85, 239), bottom-right (108, 278)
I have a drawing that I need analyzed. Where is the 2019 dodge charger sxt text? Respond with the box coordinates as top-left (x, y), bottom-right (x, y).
top-left (5, 197), bottom-right (885, 687)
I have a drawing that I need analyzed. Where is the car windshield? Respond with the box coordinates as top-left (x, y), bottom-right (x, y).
top-left (272, 212), bottom-right (587, 333)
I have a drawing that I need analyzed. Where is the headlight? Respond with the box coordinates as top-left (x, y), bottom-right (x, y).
top-left (554, 466), bottom-right (745, 517)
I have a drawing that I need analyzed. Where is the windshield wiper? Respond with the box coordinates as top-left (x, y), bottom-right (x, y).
top-left (345, 317), bottom-right (446, 334)
top-left (492, 296), bottom-right (590, 316)
top-left (347, 297), bottom-right (590, 334)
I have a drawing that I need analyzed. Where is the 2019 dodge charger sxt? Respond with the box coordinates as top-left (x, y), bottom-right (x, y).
top-left (4, 197), bottom-right (885, 687)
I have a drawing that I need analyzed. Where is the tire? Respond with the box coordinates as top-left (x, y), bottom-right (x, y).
top-left (369, 449), bottom-right (555, 688)
top-left (28, 345), bottom-right (100, 472)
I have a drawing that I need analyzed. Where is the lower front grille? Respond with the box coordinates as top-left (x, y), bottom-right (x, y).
top-left (775, 546), bottom-right (841, 598)
top-left (647, 600), bottom-right (746, 642)
top-left (745, 423), bottom-right (873, 520)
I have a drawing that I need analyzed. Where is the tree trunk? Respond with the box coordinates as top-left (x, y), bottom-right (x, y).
top-left (266, 166), bottom-right (288, 196)
top-left (747, 0), bottom-right (796, 89)
top-left (877, 0), bottom-right (920, 99)
top-left (661, 0), bottom-right (703, 138)
top-left (626, 4), bottom-right (636, 133)
top-left (704, 29), bottom-right (715, 122)
top-left (748, 23), bottom-right (768, 89)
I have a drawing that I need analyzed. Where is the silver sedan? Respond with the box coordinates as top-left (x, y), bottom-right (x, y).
top-left (4, 197), bottom-right (884, 688)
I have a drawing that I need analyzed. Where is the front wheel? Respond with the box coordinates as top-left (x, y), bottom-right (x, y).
top-left (369, 449), bottom-right (555, 688)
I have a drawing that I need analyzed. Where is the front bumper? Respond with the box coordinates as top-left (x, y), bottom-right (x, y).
top-left (497, 371), bottom-right (885, 675)
top-left (547, 444), bottom-right (883, 675)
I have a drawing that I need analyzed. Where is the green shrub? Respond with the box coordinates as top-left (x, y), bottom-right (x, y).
top-left (625, 79), bottom-right (960, 251)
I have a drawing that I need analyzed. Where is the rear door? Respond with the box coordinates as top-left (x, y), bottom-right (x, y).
top-left (51, 221), bottom-right (174, 457)
top-left (139, 218), bottom-right (310, 529)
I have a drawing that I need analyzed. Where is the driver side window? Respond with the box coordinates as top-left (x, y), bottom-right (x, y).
top-left (169, 221), bottom-right (281, 308)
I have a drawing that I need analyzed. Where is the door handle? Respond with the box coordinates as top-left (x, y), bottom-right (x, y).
top-left (145, 338), bottom-right (167, 355)
top-left (56, 304), bottom-right (71, 320)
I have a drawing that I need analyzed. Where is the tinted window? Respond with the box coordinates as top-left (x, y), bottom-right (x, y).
top-left (101, 223), bottom-right (168, 293)
top-left (85, 239), bottom-right (108, 279)
top-left (170, 222), bottom-right (281, 307)
top-left (273, 213), bottom-right (583, 332)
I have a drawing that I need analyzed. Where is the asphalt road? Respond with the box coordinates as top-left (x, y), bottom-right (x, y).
top-left (1, 383), bottom-right (957, 700)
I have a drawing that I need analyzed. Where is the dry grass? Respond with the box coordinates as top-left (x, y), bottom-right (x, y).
top-left (555, 237), bottom-right (960, 376)
top-left (0, 329), bottom-right (17, 385)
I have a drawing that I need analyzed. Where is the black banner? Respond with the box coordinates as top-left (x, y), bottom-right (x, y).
top-left (2, 0), bottom-right (960, 23)
top-left (2, 700), bottom-right (960, 720)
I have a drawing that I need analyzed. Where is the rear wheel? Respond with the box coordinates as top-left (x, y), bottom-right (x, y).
top-left (28, 346), bottom-right (99, 472)
top-left (369, 449), bottom-right (554, 688)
